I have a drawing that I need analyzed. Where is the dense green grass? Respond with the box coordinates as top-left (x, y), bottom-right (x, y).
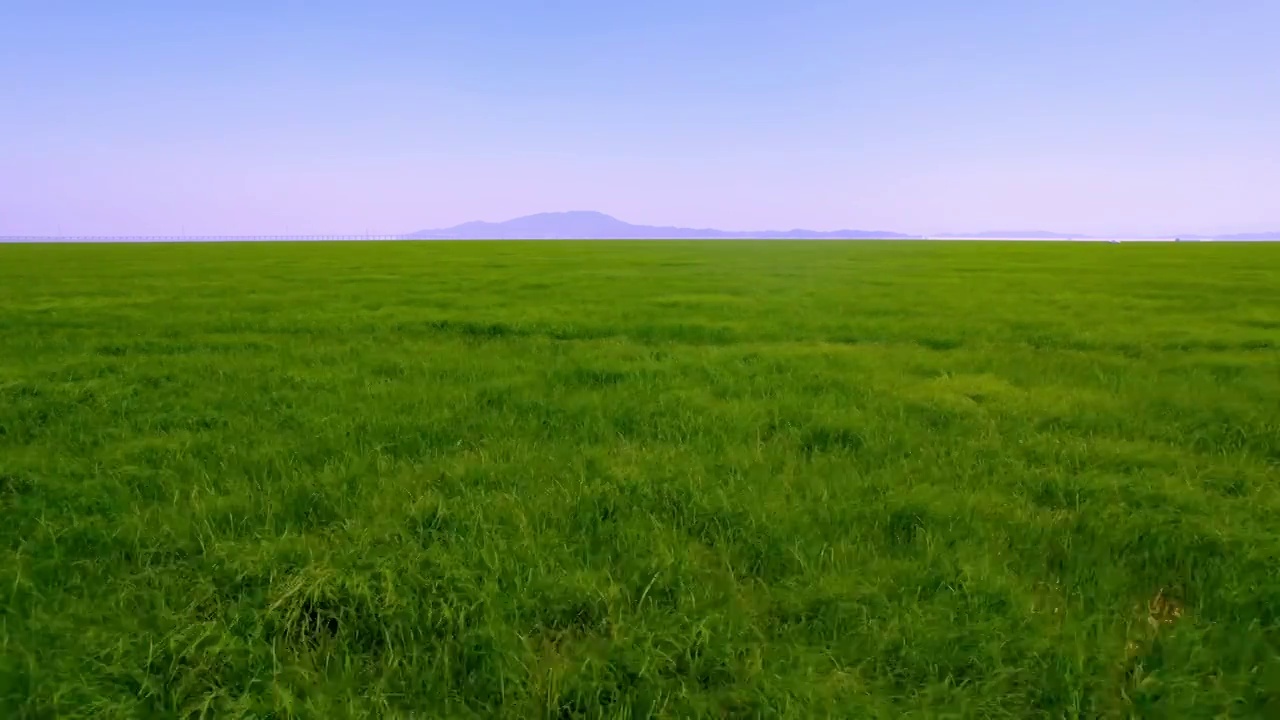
top-left (2, 240), bottom-right (1278, 717)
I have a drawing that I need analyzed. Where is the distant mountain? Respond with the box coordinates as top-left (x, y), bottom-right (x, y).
top-left (937, 230), bottom-right (1089, 239)
top-left (404, 211), bottom-right (916, 240)
top-left (401, 214), bottom-right (1280, 241)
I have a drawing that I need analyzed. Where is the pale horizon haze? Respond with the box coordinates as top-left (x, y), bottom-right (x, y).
top-left (2, 1), bottom-right (1278, 237)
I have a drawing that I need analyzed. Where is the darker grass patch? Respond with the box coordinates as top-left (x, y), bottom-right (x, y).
top-left (903, 401), bottom-right (964, 430)
top-left (1032, 411), bottom-right (1120, 437)
top-left (1182, 416), bottom-right (1275, 459)
top-left (1188, 360), bottom-right (1250, 383)
top-left (884, 504), bottom-right (929, 548)
top-left (1022, 335), bottom-right (1139, 356)
top-left (406, 495), bottom-right (482, 547)
top-left (552, 367), bottom-right (631, 389)
top-left (628, 322), bottom-right (740, 346)
top-left (370, 359), bottom-right (410, 379)
top-left (799, 424), bottom-right (866, 456)
top-left (629, 482), bottom-right (804, 580)
top-left (768, 590), bottom-right (864, 641)
top-left (0, 471), bottom-right (36, 502)
top-left (93, 340), bottom-right (199, 357)
top-left (94, 343), bottom-right (130, 357)
top-left (1023, 474), bottom-right (1098, 512)
top-left (1110, 517), bottom-right (1231, 603)
top-left (568, 490), bottom-right (625, 541)
top-left (266, 577), bottom-right (392, 656)
top-left (1029, 509), bottom-right (1246, 620)
top-left (411, 319), bottom-right (627, 344)
top-left (391, 318), bottom-right (530, 341)
top-left (1238, 318), bottom-right (1280, 330)
top-left (663, 632), bottom-right (741, 691)
top-left (916, 336), bottom-right (964, 351)
top-left (1161, 338), bottom-right (1275, 353)
top-left (0, 382), bottom-right (43, 401)
top-left (545, 325), bottom-right (619, 341)
top-left (523, 578), bottom-right (613, 634)
top-left (292, 597), bottom-right (345, 646)
top-left (427, 319), bottom-right (526, 340)
top-left (1200, 469), bottom-right (1253, 498)
top-left (278, 485), bottom-right (346, 532)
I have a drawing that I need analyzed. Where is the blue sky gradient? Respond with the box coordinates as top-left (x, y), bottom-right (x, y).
top-left (3, 1), bottom-right (1278, 236)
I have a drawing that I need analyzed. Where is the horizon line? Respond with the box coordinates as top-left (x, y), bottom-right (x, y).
top-left (4, 234), bottom-right (1276, 244)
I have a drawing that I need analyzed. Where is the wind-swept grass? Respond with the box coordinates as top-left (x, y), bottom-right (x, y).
top-left (1, 240), bottom-right (1278, 717)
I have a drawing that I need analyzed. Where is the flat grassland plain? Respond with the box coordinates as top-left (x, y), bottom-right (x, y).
top-left (1, 241), bottom-right (1278, 718)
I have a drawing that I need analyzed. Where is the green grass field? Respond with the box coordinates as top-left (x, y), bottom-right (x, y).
top-left (2, 240), bottom-right (1278, 717)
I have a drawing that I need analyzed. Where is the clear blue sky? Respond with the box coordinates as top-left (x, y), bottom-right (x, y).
top-left (3, 1), bottom-right (1277, 236)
